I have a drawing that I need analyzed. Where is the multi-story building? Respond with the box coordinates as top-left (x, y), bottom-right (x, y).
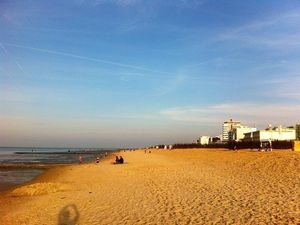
top-left (197, 136), bottom-right (211, 145)
top-left (296, 124), bottom-right (300, 140)
top-left (222, 119), bottom-right (241, 142)
top-left (243, 126), bottom-right (296, 142)
top-left (229, 126), bottom-right (257, 141)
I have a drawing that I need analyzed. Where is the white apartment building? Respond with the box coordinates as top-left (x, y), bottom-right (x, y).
top-left (222, 119), bottom-right (241, 142)
top-left (243, 126), bottom-right (296, 142)
top-left (197, 136), bottom-right (211, 145)
top-left (229, 126), bottom-right (257, 141)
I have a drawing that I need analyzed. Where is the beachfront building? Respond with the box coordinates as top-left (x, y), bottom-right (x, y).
top-left (243, 126), bottom-right (296, 142)
top-left (228, 126), bottom-right (257, 141)
top-left (222, 119), bottom-right (241, 142)
top-left (296, 124), bottom-right (300, 140)
top-left (211, 136), bottom-right (222, 143)
top-left (197, 136), bottom-right (211, 145)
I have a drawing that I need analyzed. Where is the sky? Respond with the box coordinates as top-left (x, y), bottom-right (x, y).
top-left (1, 0), bottom-right (300, 148)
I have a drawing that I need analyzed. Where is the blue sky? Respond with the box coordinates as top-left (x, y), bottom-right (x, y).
top-left (1, 0), bottom-right (300, 147)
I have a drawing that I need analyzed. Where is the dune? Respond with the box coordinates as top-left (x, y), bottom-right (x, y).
top-left (0, 149), bottom-right (299, 225)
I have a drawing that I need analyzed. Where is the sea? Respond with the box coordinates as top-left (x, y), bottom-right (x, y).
top-left (0, 147), bottom-right (115, 192)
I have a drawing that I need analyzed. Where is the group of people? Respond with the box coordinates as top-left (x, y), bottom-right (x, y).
top-left (78, 153), bottom-right (125, 164)
top-left (258, 140), bottom-right (273, 152)
top-left (115, 156), bottom-right (124, 164)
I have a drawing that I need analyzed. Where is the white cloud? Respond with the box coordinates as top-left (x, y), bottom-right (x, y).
top-left (156, 73), bottom-right (186, 96)
top-left (261, 75), bottom-right (300, 100)
top-left (217, 10), bottom-right (300, 49)
top-left (160, 103), bottom-right (300, 127)
top-left (177, 0), bottom-right (206, 8)
top-left (88, 0), bottom-right (207, 7)
top-left (82, 0), bottom-right (141, 7)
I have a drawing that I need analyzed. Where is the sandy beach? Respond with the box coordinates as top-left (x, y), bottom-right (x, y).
top-left (0, 149), bottom-right (299, 225)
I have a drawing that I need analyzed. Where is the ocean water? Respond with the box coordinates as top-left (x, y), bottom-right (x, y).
top-left (0, 147), bottom-right (115, 192)
top-left (0, 169), bottom-right (44, 189)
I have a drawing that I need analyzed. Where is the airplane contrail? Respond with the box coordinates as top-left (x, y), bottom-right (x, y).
top-left (0, 43), bottom-right (9, 54)
top-left (0, 43), bottom-right (24, 72)
top-left (2, 43), bottom-right (170, 75)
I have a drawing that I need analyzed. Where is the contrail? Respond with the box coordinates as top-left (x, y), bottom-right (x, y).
top-left (2, 43), bottom-right (170, 75)
top-left (0, 43), bottom-right (24, 72)
top-left (0, 43), bottom-right (9, 54)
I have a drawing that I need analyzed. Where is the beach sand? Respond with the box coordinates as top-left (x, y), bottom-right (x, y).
top-left (0, 149), bottom-right (299, 225)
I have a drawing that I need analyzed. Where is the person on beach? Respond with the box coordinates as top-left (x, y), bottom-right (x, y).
top-left (258, 142), bottom-right (263, 151)
top-left (79, 155), bottom-right (83, 163)
top-left (119, 156), bottom-right (124, 164)
top-left (115, 156), bottom-right (119, 164)
top-left (233, 141), bottom-right (237, 151)
top-left (96, 157), bottom-right (100, 164)
top-left (268, 140), bottom-right (273, 151)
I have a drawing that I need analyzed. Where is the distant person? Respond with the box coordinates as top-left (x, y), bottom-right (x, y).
top-left (105, 152), bottom-right (108, 157)
top-left (258, 142), bottom-right (263, 151)
top-left (268, 140), bottom-right (273, 151)
top-left (119, 156), bottom-right (124, 164)
top-left (115, 156), bottom-right (119, 164)
top-left (96, 157), bottom-right (100, 164)
top-left (233, 141), bottom-right (237, 151)
top-left (79, 155), bottom-right (83, 163)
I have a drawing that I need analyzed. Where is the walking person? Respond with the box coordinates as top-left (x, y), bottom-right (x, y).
top-left (79, 155), bottom-right (84, 163)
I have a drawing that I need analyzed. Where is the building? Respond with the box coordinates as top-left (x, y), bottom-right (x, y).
top-left (222, 119), bottom-right (241, 142)
top-left (211, 136), bottom-right (221, 143)
top-left (229, 126), bottom-right (257, 141)
top-left (296, 124), bottom-right (300, 140)
top-left (197, 136), bottom-right (211, 145)
top-left (243, 126), bottom-right (296, 142)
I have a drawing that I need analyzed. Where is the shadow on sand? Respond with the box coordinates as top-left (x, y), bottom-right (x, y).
top-left (58, 204), bottom-right (80, 225)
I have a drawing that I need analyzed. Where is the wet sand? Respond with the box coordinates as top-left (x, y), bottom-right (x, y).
top-left (0, 149), bottom-right (299, 225)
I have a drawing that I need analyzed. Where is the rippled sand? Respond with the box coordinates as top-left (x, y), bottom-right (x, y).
top-left (0, 149), bottom-right (299, 225)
